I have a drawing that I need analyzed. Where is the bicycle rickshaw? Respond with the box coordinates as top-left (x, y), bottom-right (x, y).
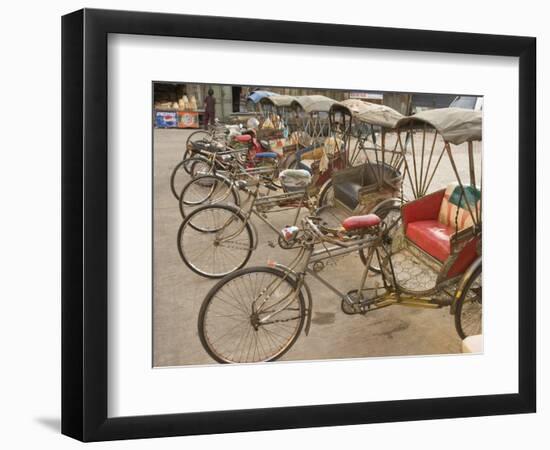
top-left (197, 107), bottom-right (482, 363)
top-left (246, 90), bottom-right (279, 113)
top-left (176, 98), bottom-right (410, 279)
top-left (175, 96), bottom-right (349, 278)
top-left (170, 123), bottom-right (281, 199)
top-left (258, 95), bottom-right (297, 135)
top-left (284, 95), bottom-right (347, 187)
top-left (317, 99), bottom-right (406, 223)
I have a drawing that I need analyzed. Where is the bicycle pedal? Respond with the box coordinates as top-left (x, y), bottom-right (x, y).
top-left (268, 241), bottom-right (275, 248)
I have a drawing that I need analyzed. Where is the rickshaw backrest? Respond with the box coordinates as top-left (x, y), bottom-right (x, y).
top-left (332, 162), bottom-right (402, 211)
top-left (438, 183), bottom-right (481, 232)
top-left (402, 183), bottom-right (481, 264)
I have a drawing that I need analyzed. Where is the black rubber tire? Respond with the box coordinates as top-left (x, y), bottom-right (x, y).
top-left (198, 266), bottom-right (306, 363)
top-left (169, 156), bottom-right (210, 200)
top-left (177, 203), bottom-right (254, 279)
top-left (283, 153), bottom-right (298, 170)
top-left (178, 174), bottom-right (240, 219)
top-left (318, 180), bottom-right (334, 207)
top-left (454, 265), bottom-right (482, 339)
top-left (359, 204), bottom-right (401, 272)
top-left (185, 130), bottom-right (211, 148)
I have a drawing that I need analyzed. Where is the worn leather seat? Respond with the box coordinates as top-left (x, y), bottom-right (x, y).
top-left (335, 182), bottom-right (362, 210)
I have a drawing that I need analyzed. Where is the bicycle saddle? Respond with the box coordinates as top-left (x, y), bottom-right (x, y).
top-left (234, 134), bottom-right (252, 142)
top-left (255, 152), bottom-right (278, 159)
top-left (341, 214), bottom-right (381, 231)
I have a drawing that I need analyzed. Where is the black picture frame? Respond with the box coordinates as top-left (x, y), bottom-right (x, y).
top-left (62, 8), bottom-right (536, 442)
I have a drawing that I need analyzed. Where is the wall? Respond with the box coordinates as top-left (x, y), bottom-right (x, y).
top-left (0, 1), bottom-right (545, 449)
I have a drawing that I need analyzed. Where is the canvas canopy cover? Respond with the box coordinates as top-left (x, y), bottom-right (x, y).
top-left (338, 99), bottom-right (404, 129)
top-left (260, 95), bottom-right (296, 108)
top-left (292, 95), bottom-right (337, 114)
top-left (396, 107), bottom-right (482, 145)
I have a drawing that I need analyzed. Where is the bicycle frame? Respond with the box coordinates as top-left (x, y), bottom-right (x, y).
top-left (255, 215), bottom-right (457, 328)
top-left (215, 181), bottom-right (315, 250)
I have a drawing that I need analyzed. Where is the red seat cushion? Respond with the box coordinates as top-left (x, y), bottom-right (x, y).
top-left (234, 134), bottom-right (252, 142)
top-left (406, 220), bottom-right (452, 262)
top-left (342, 214), bottom-right (381, 231)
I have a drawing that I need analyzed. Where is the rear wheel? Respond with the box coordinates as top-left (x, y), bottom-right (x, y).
top-left (318, 180), bottom-right (334, 207)
top-left (198, 266), bottom-right (306, 363)
top-left (283, 153), bottom-right (298, 170)
top-left (455, 266), bottom-right (482, 339)
top-left (359, 204), bottom-right (402, 272)
top-left (177, 204), bottom-right (253, 278)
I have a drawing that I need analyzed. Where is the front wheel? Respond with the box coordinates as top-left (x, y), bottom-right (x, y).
top-left (198, 266), bottom-right (306, 363)
top-left (454, 266), bottom-right (482, 339)
top-left (177, 204), bottom-right (254, 278)
top-left (169, 156), bottom-right (211, 200)
top-left (178, 174), bottom-right (239, 219)
top-left (185, 130), bottom-right (212, 149)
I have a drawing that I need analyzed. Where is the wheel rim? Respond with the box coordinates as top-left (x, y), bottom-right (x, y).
top-left (459, 271), bottom-right (482, 337)
top-left (202, 271), bottom-right (303, 363)
top-left (179, 207), bottom-right (252, 277)
top-left (369, 207), bottom-right (402, 271)
top-left (322, 184), bottom-right (334, 207)
top-left (180, 176), bottom-right (235, 218)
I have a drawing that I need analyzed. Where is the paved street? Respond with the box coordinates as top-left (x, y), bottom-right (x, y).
top-left (152, 128), bottom-right (474, 367)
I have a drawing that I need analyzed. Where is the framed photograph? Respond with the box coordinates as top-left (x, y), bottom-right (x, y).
top-left (62, 8), bottom-right (536, 441)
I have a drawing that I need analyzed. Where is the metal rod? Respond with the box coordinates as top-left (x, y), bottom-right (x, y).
top-left (419, 124), bottom-right (427, 196)
top-left (409, 125), bottom-right (420, 197)
top-left (305, 268), bottom-right (346, 298)
top-left (397, 131), bottom-right (418, 199)
top-left (445, 143), bottom-right (478, 226)
top-left (420, 130), bottom-right (438, 196)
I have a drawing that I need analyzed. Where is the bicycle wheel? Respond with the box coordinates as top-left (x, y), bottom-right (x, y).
top-left (169, 156), bottom-right (210, 200)
top-left (189, 157), bottom-right (215, 178)
top-left (178, 174), bottom-right (240, 219)
top-left (198, 266), bottom-right (306, 363)
top-left (185, 130), bottom-right (212, 148)
top-left (454, 266), bottom-right (482, 339)
top-left (318, 180), bottom-right (334, 207)
top-left (359, 204), bottom-right (402, 272)
top-left (177, 204), bottom-right (253, 278)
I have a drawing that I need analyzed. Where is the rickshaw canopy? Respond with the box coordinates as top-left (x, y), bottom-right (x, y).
top-left (396, 107), bottom-right (482, 145)
top-left (260, 95), bottom-right (297, 108)
top-left (292, 95), bottom-right (337, 114)
top-left (339, 99), bottom-right (405, 129)
top-left (247, 90), bottom-right (279, 104)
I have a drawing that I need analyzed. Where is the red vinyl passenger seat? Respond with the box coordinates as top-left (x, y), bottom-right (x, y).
top-left (406, 220), bottom-right (453, 261)
top-left (402, 183), bottom-right (480, 263)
